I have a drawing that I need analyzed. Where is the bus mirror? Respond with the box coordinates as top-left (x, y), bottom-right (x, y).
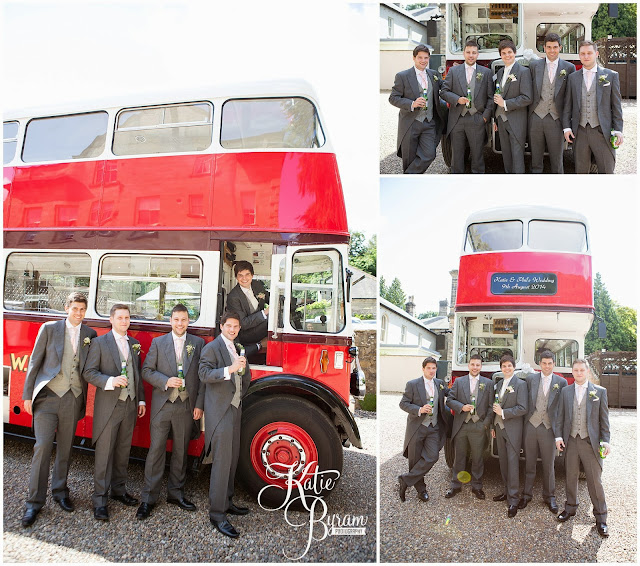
top-left (598, 321), bottom-right (607, 339)
top-left (346, 268), bottom-right (353, 302)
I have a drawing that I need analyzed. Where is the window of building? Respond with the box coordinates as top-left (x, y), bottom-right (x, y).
top-left (221, 97), bottom-right (325, 149)
top-left (381, 314), bottom-right (389, 342)
top-left (113, 102), bottom-right (213, 156)
top-left (3, 121), bottom-right (19, 164)
top-left (528, 220), bottom-right (588, 253)
top-left (456, 315), bottom-right (520, 364)
top-left (536, 23), bottom-right (586, 54)
top-left (96, 254), bottom-right (202, 321)
top-left (290, 250), bottom-right (345, 333)
top-left (465, 220), bottom-right (523, 252)
top-left (401, 325), bottom-right (407, 344)
top-left (388, 16), bottom-right (393, 37)
top-left (534, 339), bottom-right (579, 368)
top-left (4, 253), bottom-right (91, 312)
top-left (22, 112), bottom-right (108, 163)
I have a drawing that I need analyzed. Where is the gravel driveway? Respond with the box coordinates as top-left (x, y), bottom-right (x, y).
top-left (3, 410), bottom-right (376, 563)
top-left (380, 92), bottom-right (637, 175)
top-left (380, 393), bottom-right (636, 563)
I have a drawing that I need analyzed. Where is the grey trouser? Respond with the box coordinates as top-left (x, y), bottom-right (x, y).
top-left (495, 426), bottom-right (521, 506)
top-left (564, 435), bottom-right (607, 522)
top-left (573, 125), bottom-right (615, 174)
top-left (451, 113), bottom-right (486, 174)
top-left (529, 113), bottom-right (564, 173)
top-left (402, 119), bottom-right (437, 174)
top-left (451, 419), bottom-right (486, 490)
top-left (402, 423), bottom-right (440, 493)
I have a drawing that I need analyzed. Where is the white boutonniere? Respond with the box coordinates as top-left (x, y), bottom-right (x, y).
top-left (508, 74), bottom-right (517, 83)
top-left (132, 343), bottom-right (141, 355)
top-left (559, 69), bottom-right (567, 77)
top-left (506, 386), bottom-right (515, 394)
top-left (598, 75), bottom-right (610, 87)
top-left (479, 383), bottom-right (486, 390)
top-left (83, 337), bottom-right (91, 347)
top-left (589, 390), bottom-right (599, 401)
top-left (256, 292), bottom-right (266, 300)
top-left (439, 384), bottom-right (444, 390)
top-left (186, 344), bottom-right (194, 357)
top-left (476, 72), bottom-right (483, 81)
top-left (552, 383), bottom-right (560, 391)
top-left (433, 75), bottom-right (440, 83)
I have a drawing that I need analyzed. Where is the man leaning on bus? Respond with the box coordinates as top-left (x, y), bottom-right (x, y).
top-left (136, 304), bottom-right (205, 520)
top-left (83, 303), bottom-right (146, 522)
top-left (520, 350), bottom-right (567, 513)
top-left (555, 359), bottom-right (611, 537)
top-left (21, 292), bottom-right (97, 528)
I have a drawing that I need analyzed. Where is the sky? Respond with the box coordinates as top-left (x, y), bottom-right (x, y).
top-left (2, 0), bottom-right (379, 238)
top-left (380, 180), bottom-right (638, 312)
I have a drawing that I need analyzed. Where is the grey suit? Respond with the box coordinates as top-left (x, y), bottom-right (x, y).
top-left (522, 372), bottom-right (568, 500)
top-left (226, 280), bottom-right (269, 345)
top-left (83, 331), bottom-right (145, 507)
top-left (389, 67), bottom-right (447, 173)
top-left (399, 377), bottom-right (451, 493)
top-left (492, 376), bottom-right (527, 505)
top-left (446, 374), bottom-right (494, 490)
top-left (199, 334), bottom-right (251, 522)
top-left (140, 332), bottom-right (205, 504)
top-left (528, 58), bottom-right (576, 173)
top-left (440, 64), bottom-right (494, 173)
top-left (562, 66), bottom-right (623, 174)
top-left (22, 319), bottom-right (96, 511)
top-left (556, 382), bottom-right (610, 521)
top-left (494, 62), bottom-right (532, 173)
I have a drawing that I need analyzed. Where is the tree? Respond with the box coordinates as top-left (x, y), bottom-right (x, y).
top-left (418, 311), bottom-right (439, 319)
top-left (585, 273), bottom-right (637, 354)
top-left (379, 275), bottom-right (387, 299)
top-left (381, 277), bottom-right (407, 309)
top-left (592, 3), bottom-right (637, 40)
top-left (349, 232), bottom-right (376, 277)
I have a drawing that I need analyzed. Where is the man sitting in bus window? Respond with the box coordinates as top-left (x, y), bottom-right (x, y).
top-left (493, 39), bottom-right (532, 174)
top-left (562, 40), bottom-right (623, 174)
top-left (226, 260), bottom-right (269, 354)
top-left (21, 292), bottom-right (97, 528)
top-left (520, 350), bottom-right (567, 514)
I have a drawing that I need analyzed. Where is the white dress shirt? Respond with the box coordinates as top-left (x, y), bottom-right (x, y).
top-left (221, 334), bottom-right (238, 381)
top-left (65, 318), bottom-right (80, 354)
top-left (541, 372), bottom-right (553, 396)
top-left (412, 66), bottom-right (429, 110)
top-left (546, 58), bottom-right (557, 83)
top-left (423, 376), bottom-right (435, 399)
top-left (104, 329), bottom-right (145, 406)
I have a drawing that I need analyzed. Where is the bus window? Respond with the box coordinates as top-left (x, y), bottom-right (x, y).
top-left (97, 254), bottom-right (202, 321)
top-left (3, 121), bottom-right (19, 164)
top-left (456, 315), bottom-right (520, 364)
top-left (22, 112), bottom-right (108, 163)
top-left (534, 339), bottom-right (579, 367)
top-left (465, 220), bottom-right (523, 252)
top-left (536, 23), bottom-right (585, 54)
top-left (113, 102), bottom-right (213, 156)
top-left (4, 252), bottom-right (91, 312)
top-left (528, 220), bottom-right (587, 252)
top-left (221, 97), bottom-right (325, 149)
top-left (291, 250), bottom-right (345, 333)
top-left (449, 3), bottom-right (520, 53)
top-left (272, 256), bottom-right (286, 330)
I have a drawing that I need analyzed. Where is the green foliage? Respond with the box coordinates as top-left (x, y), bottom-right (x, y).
top-left (359, 393), bottom-right (377, 412)
top-left (418, 311), bottom-right (439, 319)
top-left (585, 273), bottom-right (637, 354)
top-left (349, 231), bottom-right (377, 277)
top-left (592, 3), bottom-right (637, 40)
top-left (381, 277), bottom-right (407, 309)
top-left (354, 313), bottom-right (375, 320)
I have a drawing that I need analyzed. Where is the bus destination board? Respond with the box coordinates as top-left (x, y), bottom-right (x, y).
top-left (490, 272), bottom-right (558, 295)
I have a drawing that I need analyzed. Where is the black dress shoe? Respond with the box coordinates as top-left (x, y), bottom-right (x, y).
top-left (94, 506), bottom-right (109, 521)
top-left (445, 487), bottom-right (461, 499)
top-left (596, 522), bottom-right (609, 537)
top-left (517, 497), bottom-right (531, 509)
top-left (167, 497), bottom-right (196, 511)
top-left (493, 493), bottom-right (507, 502)
top-left (507, 505), bottom-right (518, 518)
top-left (546, 498), bottom-right (559, 514)
top-left (111, 493), bottom-right (138, 506)
top-left (54, 497), bottom-right (75, 512)
top-left (417, 490), bottom-right (429, 502)
top-left (557, 510), bottom-right (575, 522)
top-left (136, 502), bottom-right (154, 520)
top-left (472, 488), bottom-right (486, 500)
top-left (398, 476), bottom-right (408, 502)
top-left (21, 508), bottom-right (39, 527)
top-left (227, 503), bottom-right (250, 515)
top-left (211, 518), bottom-right (239, 538)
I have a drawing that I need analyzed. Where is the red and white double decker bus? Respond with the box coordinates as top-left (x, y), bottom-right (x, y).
top-left (445, 205), bottom-right (594, 461)
top-left (3, 79), bottom-right (362, 504)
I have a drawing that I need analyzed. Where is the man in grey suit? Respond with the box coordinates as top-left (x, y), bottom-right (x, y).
top-left (84, 304), bottom-right (146, 521)
top-left (226, 260), bottom-right (269, 352)
top-left (199, 312), bottom-right (251, 538)
top-left (520, 351), bottom-right (567, 513)
top-left (136, 304), bottom-right (205, 520)
top-left (21, 292), bottom-right (97, 527)
top-left (440, 40), bottom-right (494, 173)
top-left (389, 44), bottom-right (447, 174)
top-left (493, 39), bottom-right (532, 174)
top-left (563, 40), bottom-right (624, 174)
top-left (528, 33), bottom-right (576, 173)
top-left (555, 359), bottom-right (611, 537)
top-left (398, 357), bottom-right (451, 503)
top-left (491, 354), bottom-right (527, 517)
top-left (445, 354), bottom-right (494, 499)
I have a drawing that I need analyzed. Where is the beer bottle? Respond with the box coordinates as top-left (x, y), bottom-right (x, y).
top-left (599, 441), bottom-right (606, 459)
top-left (471, 395), bottom-right (476, 414)
top-left (610, 132), bottom-right (620, 149)
top-left (178, 364), bottom-right (185, 392)
top-left (120, 360), bottom-right (127, 388)
top-left (495, 83), bottom-right (501, 96)
top-left (237, 345), bottom-right (246, 376)
top-left (422, 87), bottom-right (428, 112)
top-left (466, 86), bottom-right (472, 109)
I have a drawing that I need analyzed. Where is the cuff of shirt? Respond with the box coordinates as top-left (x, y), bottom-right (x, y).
top-left (139, 401), bottom-right (146, 406)
top-left (224, 367), bottom-right (231, 380)
top-left (612, 130), bottom-right (623, 137)
top-left (503, 101), bottom-right (508, 112)
top-left (105, 376), bottom-right (115, 390)
top-left (555, 437), bottom-right (563, 443)
top-left (261, 311), bottom-right (267, 320)
top-left (563, 128), bottom-right (572, 133)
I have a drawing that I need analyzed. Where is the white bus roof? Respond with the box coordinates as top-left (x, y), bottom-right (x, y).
top-left (465, 206), bottom-right (589, 227)
top-left (4, 78), bottom-right (319, 121)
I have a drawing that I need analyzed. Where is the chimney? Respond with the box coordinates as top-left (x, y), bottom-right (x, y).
top-left (439, 299), bottom-right (448, 317)
top-left (449, 269), bottom-right (458, 315)
top-left (405, 295), bottom-right (416, 317)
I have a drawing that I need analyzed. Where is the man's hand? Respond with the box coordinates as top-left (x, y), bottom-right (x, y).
top-left (491, 429), bottom-right (496, 439)
top-left (458, 96), bottom-right (470, 106)
top-left (564, 130), bottom-right (575, 144)
top-left (461, 404), bottom-right (473, 413)
top-left (24, 400), bottom-right (32, 416)
top-left (138, 405), bottom-right (146, 418)
top-left (263, 306), bottom-right (269, 316)
top-left (229, 356), bottom-right (247, 374)
top-left (556, 439), bottom-right (565, 452)
top-left (613, 132), bottom-right (624, 146)
top-left (419, 404), bottom-right (432, 415)
top-left (492, 403), bottom-right (503, 417)
top-left (166, 377), bottom-right (183, 388)
top-left (493, 122), bottom-right (498, 132)
top-left (193, 408), bottom-right (203, 420)
top-left (493, 94), bottom-right (505, 108)
top-left (602, 442), bottom-right (612, 457)
top-left (413, 97), bottom-right (426, 110)
top-left (113, 376), bottom-right (128, 388)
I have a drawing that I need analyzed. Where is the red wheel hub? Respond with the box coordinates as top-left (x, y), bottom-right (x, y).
top-left (250, 421), bottom-right (318, 489)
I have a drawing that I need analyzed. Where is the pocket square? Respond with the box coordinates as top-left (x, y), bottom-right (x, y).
top-left (603, 83), bottom-right (611, 87)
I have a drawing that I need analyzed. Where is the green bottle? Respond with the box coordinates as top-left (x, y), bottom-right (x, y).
top-left (178, 364), bottom-right (185, 392)
top-left (422, 87), bottom-right (428, 111)
top-left (120, 360), bottom-right (127, 388)
top-left (466, 86), bottom-right (472, 109)
top-left (495, 83), bottom-right (501, 96)
top-left (495, 393), bottom-right (500, 405)
top-left (599, 441), bottom-right (606, 459)
top-left (471, 395), bottom-right (476, 414)
top-left (237, 346), bottom-right (246, 376)
top-left (610, 132), bottom-right (620, 149)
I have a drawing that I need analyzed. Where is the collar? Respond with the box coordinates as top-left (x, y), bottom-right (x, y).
top-left (465, 63), bottom-right (476, 71)
top-left (423, 376), bottom-right (435, 386)
top-left (111, 329), bottom-right (128, 340)
top-left (221, 334), bottom-right (235, 350)
top-left (240, 284), bottom-right (255, 296)
top-left (172, 331), bottom-right (187, 341)
top-left (65, 318), bottom-right (81, 330)
top-left (541, 372), bottom-right (553, 379)
top-left (545, 58), bottom-right (558, 66)
top-left (583, 65), bottom-right (597, 73)
top-left (502, 376), bottom-right (513, 387)
top-left (504, 64), bottom-right (514, 75)
top-left (415, 66), bottom-right (427, 74)
top-left (575, 381), bottom-right (587, 388)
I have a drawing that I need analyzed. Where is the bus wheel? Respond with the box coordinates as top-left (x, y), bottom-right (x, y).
top-left (444, 437), bottom-right (455, 468)
top-left (441, 134), bottom-right (452, 168)
top-left (238, 395), bottom-right (343, 508)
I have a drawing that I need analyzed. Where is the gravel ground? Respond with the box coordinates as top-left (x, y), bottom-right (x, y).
top-left (380, 393), bottom-right (636, 563)
top-left (3, 410), bottom-right (376, 563)
top-left (380, 91), bottom-right (637, 175)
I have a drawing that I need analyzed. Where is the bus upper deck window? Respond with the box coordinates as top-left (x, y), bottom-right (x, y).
top-left (3, 121), bottom-right (19, 164)
top-left (528, 220), bottom-right (588, 253)
top-left (22, 112), bottom-right (108, 163)
top-left (464, 220), bottom-right (523, 252)
top-left (221, 97), bottom-right (325, 150)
